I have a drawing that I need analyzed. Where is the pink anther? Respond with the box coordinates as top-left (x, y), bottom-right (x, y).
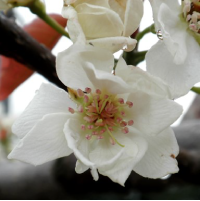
top-left (96, 89), bottom-right (101, 94)
top-left (85, 87), bottom-right (91, 94)
top-left (120, 121), bottom-right (127, 127)
top-left (128, 120), bottom-right (134, 126)
top-left (86, 135), bottom-right (91, 140)
top-left (68, 107), bottom-right (75, 114)
top-left (97, 135), bottom-right (104, 139)
top-left (78, 105), bottom-right (83, 113)
top-left (122, 127), bottom-right (129, 134)
top-left (126, 101), bottom-right (133, 108)
top-left (88, 125), bottom-right (94, 130)
top-left (118, 98), bottom-right (124, 104)
top-left (77, 89), bottom-right (84, 97)
top-left (84, 95), bottom-right (89, 103)
top-left (81, 125), bottom-right (86, 130)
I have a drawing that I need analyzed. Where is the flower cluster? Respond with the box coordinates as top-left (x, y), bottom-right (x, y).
top-left (8, 0), bottom-right (200, 186)
top-left (62, 0), bottom-right (143, 52)
top-left (147, 0), bottom-right (200, 99)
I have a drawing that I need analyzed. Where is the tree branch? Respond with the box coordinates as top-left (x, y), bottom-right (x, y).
top-left (0, 13), bottom-right (67, 91)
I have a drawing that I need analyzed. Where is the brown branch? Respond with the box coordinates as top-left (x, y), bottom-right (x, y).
top-left (0, 13), bottom-right (67, 91)
top-left (0, 144), bottom-right (199, 199)
top-left (176, 149), bottom-right (200, 184)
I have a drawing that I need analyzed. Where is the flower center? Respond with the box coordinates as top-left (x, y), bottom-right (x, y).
top-left (68, 88), bottom-right (134, 147)
top-left (182, 0), bottom-right (200, 34)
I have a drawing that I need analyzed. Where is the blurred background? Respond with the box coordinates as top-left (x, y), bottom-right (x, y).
top-left (0, 0), bottom-right (200, 199)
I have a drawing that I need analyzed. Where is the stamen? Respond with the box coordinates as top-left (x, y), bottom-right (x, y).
top-left (122, 127), bottom-right (129, 134)
top-left (94, 97), bottom-right (100, 113)
top-left (95, 119), bottom-right (104, 126)
top-left (187, 14), bottom-right (192, 21)
top-left (128, 120), bottom-right (134, 126)
top-left (85, 87), bottom-right (91, 94)
top-left (121, 111), bottom-right (125, 116)
top-left (97, 135), bottom-right (104, 139)
top-left (78, 105), bottom-right (83, 113)
top-left (189, 23), bottom-right (197, 31)
top-left (84, 116), bottom-right (93, 123)
top-left (126, 101), bottom-right (133, 108)
top-left (92, 131), bottom-right (98, 135)
top-left (105, 125), bottom-right (124, 147)
top-left (96, 89), bottom-right (101, 94)
top-left (81, 125), bottom-right (86, 130)
top-left (84, 95), bottom-right (89, 103)
top-left (118, 98), bottom-right (124, 104)
top-left (192, 13), bottom-right (198, 23)
top-left (99, 98), bottom-right (109, 113)
top-left (110, 137), bottom-right (116, 145)
top-left (108, 126), bottom-right (113, 131)
top-left (86, 135), bottom-right (91, 140)
top-left (116, 117), bottom-right (122, 123)
top-left (88, 125), bottom-right (94, 130)
top-left (77, 89), bottom-right (84, 97)
top-left (99, 129), bottom-right (106, 134)
top-left (68, 107), bottom-right (75, 114)
top-left (182, 0), bottom-right (200, 34)
top-left (120, 121), bottom-right (127, 127)
top-left (72, 87), bottom-right (135, 147)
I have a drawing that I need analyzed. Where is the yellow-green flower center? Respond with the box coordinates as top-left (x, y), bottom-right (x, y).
top-left (68, 88), bottom-right (134, 147)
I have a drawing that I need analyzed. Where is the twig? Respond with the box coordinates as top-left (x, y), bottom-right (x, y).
top-left (0, 13), bottom-right (67, 91)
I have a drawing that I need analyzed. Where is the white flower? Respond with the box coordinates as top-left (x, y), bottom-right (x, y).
top-left (8, 44), bottom-right (182, 186)
top-left (146, 0), bottom-right (200, 99)
top-left (62, 0), bottom-right (143, 53)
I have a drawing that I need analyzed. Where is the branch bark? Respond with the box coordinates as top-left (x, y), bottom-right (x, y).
top-left (0, 149), bottom-right (199, 199)
top-left (0, 13), bottom-right (67, 91)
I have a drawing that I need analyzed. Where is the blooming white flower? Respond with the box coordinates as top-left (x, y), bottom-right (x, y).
top-left (146, 0), bottom-right (200, 99)
top-left (8, 44), bottom-right (182, 186)
top-left (62, 0), bottom-right (143, 53)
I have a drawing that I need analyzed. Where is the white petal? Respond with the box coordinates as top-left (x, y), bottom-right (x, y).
top-left (133, 127), bottom-right (179, 178)
top-left (88, 37), bottom-right (137, 53)
top-left (64, 117), bottom-right (95, 168)
top-left (56, 44), bottom-right (132, 94)
top-left (76, 3), bottom-right (124, 39)
top-left (158, 3), bottom-right (188, 64)
top-left (88, 135), bottom-right (124, 167)
top-left (91, 168), bottom-right (99, 181)
top-left (115, 57), bottom-right (171, 98)
top-left (64, 116), bottom-right (100, 180)
top-left (108, 0), bottom-right (126, 22)
top-left (73, 0), bottom-right (110, 8)
top-left (8, 113), bottom-right (73, 165)
top-left (75, 160), bottom-right (89, 174)
top-left (62, 6), bottom-right (86, 44)
top-left (123, 0), bottom-right (143, 36)
top-left (64, 0), bottom-right (77, 4)
top-left (12, 83), bottom-right (75, 138)
top-left (149, 0), bottom-right (180, 31)
top-left (97, 128), bottom-right (147, 186)
top-left (127, 92), bottom-right (183, 136)
top-left (64, 115), bottom-right (148, 185)
top-left (146, 39), bottom-right (200, 99)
